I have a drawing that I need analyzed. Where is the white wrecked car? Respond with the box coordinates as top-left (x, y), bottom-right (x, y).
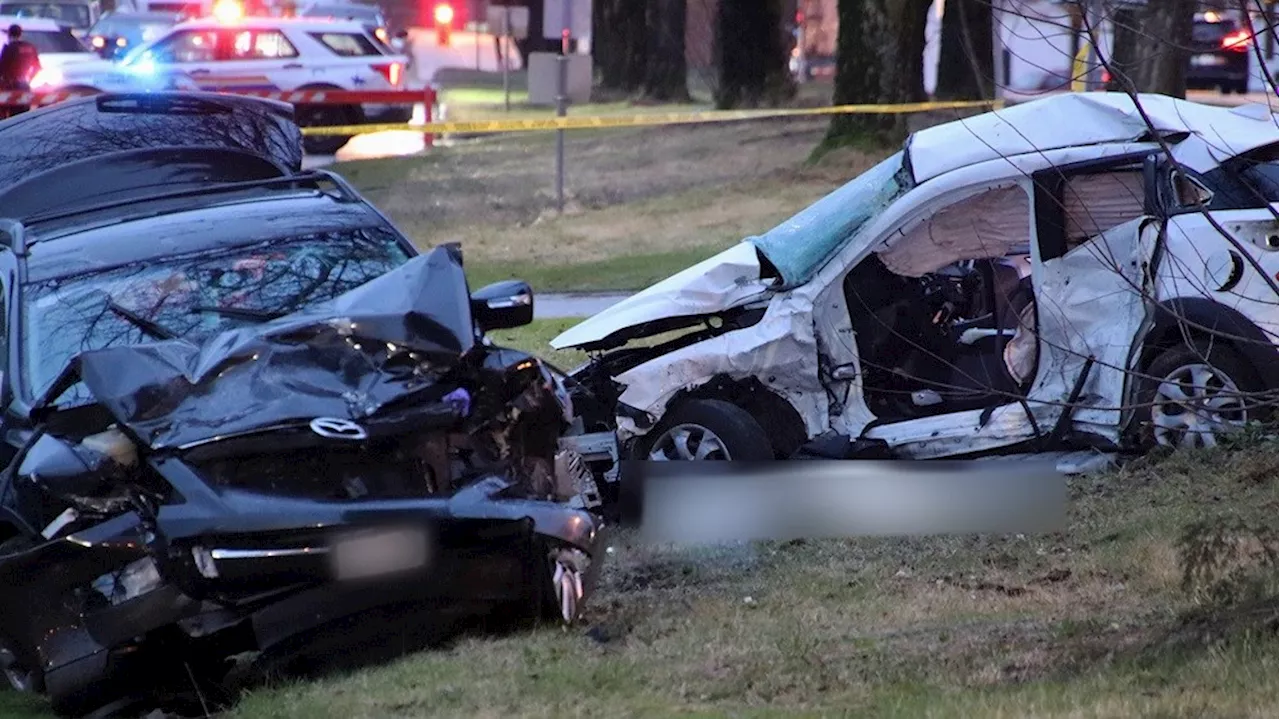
top-left (556, 93), bottom-right (1278, 478)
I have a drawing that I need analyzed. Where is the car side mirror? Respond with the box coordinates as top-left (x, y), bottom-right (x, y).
top-left (471, 280), bottom-right (534, 332)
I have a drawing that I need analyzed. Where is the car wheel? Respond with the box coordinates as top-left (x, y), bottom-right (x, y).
top-left (297, 103), bottom-right (354, 155)
top-left (643, 399), bottom-right (774, 461)
top-left (1136, 340), bottom-right (1263, 449)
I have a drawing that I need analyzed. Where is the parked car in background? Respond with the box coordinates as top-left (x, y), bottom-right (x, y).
top-left (0, 0), bottom-right (101, 36)
top-left (0, 13), bottom-right (194, 92)
top-left (86, 8), bottom-right (180, 58)
top-left (297, 1), bottom-right (390, 48)
top-left (556, 94), bottom-right (1278, 500)
top-left (0, 91), bottom-right (604, 718)
top-left (119, 16), bottom-right (413, 153)
top-left (1187, 9), bottom-right (1255, 94)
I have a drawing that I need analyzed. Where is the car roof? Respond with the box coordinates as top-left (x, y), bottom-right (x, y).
top-left (907, 93), bottom-right (1280, 184)
top-left (24, 191), bottom-right (395, 284)
top-left (171, 15), bottom-right (369, 32)
top-left (0, 14), bottom-right (63, 30)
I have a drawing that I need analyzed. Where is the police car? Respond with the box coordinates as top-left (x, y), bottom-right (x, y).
top-left (119, 14), bottom-right (414, 152)
top-left (0, 14), bottom-right (195, 93)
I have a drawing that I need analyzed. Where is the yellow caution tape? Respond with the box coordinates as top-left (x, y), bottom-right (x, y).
top-left (300, 99), bottom-right (1004, 136)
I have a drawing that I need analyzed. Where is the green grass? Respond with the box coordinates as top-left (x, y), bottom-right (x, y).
top-left (487, 317), bottom-right (590, 370)
top-left (331, 119), bottom-right (877, 293)
top-left (222, 440), bottom-right (1277, 719)
top-left (0, 693), bottom-right (48, 719)
top-left (466, 247), bottom-right (718, 294)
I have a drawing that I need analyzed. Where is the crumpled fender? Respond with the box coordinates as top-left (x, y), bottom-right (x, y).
top-left (611, 295), bottom-right (830, 443)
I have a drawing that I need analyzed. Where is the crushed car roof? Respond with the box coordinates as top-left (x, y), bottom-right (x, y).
top-left (907, 92), bottom-right (1279, 183)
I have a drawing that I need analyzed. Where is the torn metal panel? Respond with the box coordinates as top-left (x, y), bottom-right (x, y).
top-left (863, 403), bottom-right (1057, 459)
top-left (612, 297), bottom-right (828, 442)
top-left (1029, 217), bottom-right (1159, 440)
top-left (550, 241), bottom-right (772, 350)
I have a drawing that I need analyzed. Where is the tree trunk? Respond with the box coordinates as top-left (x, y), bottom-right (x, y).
top-left (935, 0), bottom-right (993, 99)
top-left (826, 0), bottom-right (931, 145)
top-left (1103, 0), bottom-right (1197, 97)
top-left (595, 0), bottom-right (648, 93)
top-left (714, 0), bottom-right (795, 109)
top-left (641, 0), bottom-right (691, 101)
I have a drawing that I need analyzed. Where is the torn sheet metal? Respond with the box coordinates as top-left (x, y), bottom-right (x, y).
top-left (1029, 217), bottom-right (1158, 441)
top-left (907, 93), bottom-right (1278, 184)
top-left (612, 296), bottom-right (829, 442)
top-left (550, 241), bottom-right (772, 350)
top-left (67, 245), bottom-right (475, 451)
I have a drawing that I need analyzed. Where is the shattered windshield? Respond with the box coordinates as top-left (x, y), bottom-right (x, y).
top-left (750, 151), bottom-right (913, 287)
top-left (24, 226), bottom-right (411, 407)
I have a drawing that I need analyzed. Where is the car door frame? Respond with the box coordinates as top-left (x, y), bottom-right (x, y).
top-left (813, 148), bottom-right (1163, 458)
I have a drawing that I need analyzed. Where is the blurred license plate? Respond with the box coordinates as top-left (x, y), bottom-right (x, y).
top-left (1192, 54), bottom-right (1226, 67)
top-left (331, 527), bottom-right (429, 581)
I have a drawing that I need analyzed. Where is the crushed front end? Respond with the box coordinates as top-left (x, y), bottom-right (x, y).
top-left (0, 248), bottom-right (607, 717)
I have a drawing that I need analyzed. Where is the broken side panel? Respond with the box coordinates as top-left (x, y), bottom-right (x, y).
top-left (1028, 217), bottom-right (1160, 444)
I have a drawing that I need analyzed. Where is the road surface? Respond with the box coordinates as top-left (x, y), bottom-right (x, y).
top-left (535, 292), bottom-right (631, 319)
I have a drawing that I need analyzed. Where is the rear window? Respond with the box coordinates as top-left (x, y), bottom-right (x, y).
top-left (309, 30), bottom-right (379, 56)
top-left (1192, 20), bottom-right (1240, 43)
top-left (6, 28), bottom-right (89, 53)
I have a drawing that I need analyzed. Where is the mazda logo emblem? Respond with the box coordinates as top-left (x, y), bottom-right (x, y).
top-left (309, 417), bottom-right (368, 441)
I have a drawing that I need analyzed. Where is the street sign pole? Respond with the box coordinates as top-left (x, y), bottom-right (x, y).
top-left (555, 0), bottom-right (570, 213)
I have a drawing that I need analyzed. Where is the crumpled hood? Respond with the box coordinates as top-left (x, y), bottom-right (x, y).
top-left (67, 245), bottom-right (476, 451)
top-left (550, 241), bottom-right (773, 350)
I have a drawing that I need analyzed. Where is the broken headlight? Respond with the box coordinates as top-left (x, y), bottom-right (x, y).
top-left (90, 557), bottom-right (163, 606)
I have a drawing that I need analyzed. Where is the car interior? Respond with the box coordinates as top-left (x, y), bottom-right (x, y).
top-left (841, 169), bottom-right (1148, 423)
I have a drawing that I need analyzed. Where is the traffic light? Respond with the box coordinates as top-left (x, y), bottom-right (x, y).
top-left (434, 2), bottom-right (453, 46)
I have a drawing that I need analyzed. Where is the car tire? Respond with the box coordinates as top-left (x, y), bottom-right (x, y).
top-left (1134, 339), bottom-right (1265, 450)
top-left (641, 398), bottom-right (775, 462)
top-left (296, 98), bottom-right (355, 155)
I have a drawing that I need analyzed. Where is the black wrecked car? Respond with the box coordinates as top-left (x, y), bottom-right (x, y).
top-left (0, 93), bottom-right (606, 717)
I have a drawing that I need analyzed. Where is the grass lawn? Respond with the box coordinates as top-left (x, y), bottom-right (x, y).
top-left (227, 439), bottom-right (1280, 718)
top-left (331, 115), bottom-right (889, 293)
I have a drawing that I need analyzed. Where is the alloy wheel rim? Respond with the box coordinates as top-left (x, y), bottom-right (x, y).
top-left (648, 423), bottom-right (731, 461)
top-left (1152, 362), bottom-right (1248, 449)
